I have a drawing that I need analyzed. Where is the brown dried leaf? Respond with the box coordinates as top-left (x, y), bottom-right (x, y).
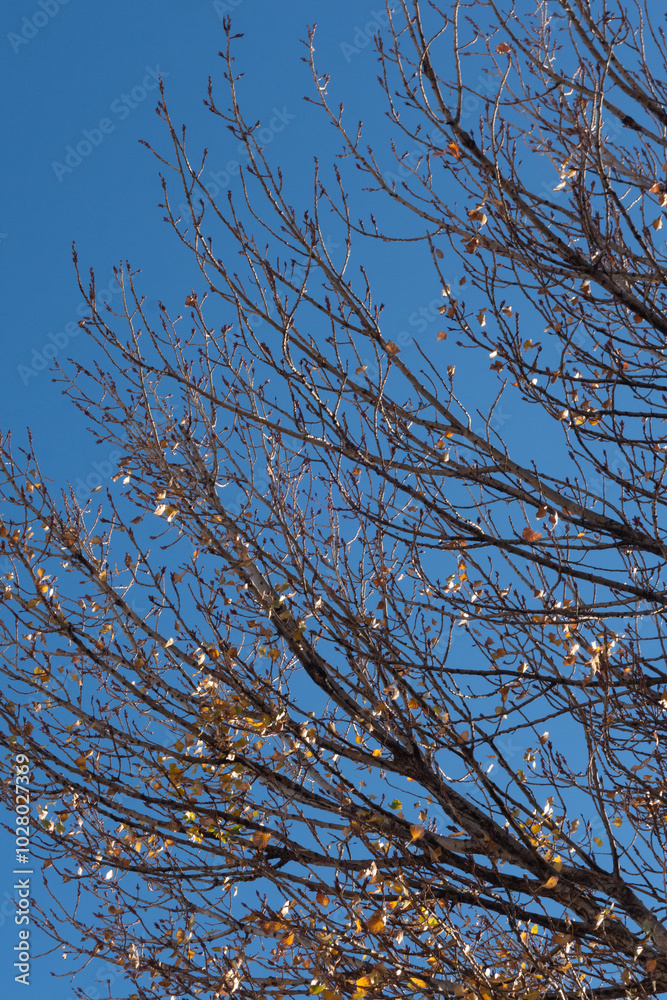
top-left (522, 527), bottom-right (543, 543)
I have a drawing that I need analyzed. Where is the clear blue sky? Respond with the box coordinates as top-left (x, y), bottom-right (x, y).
top-left (0, 2), bottom-right (564, 997)
top-left (0, 5), bottom-right (445, 996)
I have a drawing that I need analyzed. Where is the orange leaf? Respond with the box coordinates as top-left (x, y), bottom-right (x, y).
top-left (446, 142), bottom-right (462, 160)
top-left (522, 527), bottom-right (543, 543)
top-left (437, 331), bottom-right (447, 341)
top-left (495, 42), bottom-right (512, 54)
top-left (252, 830), bottom-right (271, 850)
top-left (384, 341), bottom-right (400, 355)
top-left (316, 891), bottom-right (330, 907)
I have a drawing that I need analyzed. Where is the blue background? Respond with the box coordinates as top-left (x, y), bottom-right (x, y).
top-left (0, 1), bottom-right (549, 996)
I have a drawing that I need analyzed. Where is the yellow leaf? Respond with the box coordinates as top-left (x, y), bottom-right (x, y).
top-left (542, 875), bottom-right (558, 889)
top-left (366, 911), bottom-right (386, 933)
top-left (410, 824), bottom-right (425, 841)
top-left (409, 978), bottom-right (428, 988)
top-left (356, 976), bottom-right (374, 989)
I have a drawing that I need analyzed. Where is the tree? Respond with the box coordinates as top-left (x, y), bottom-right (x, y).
top-left (2, 1), bottom-right (667, 997)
